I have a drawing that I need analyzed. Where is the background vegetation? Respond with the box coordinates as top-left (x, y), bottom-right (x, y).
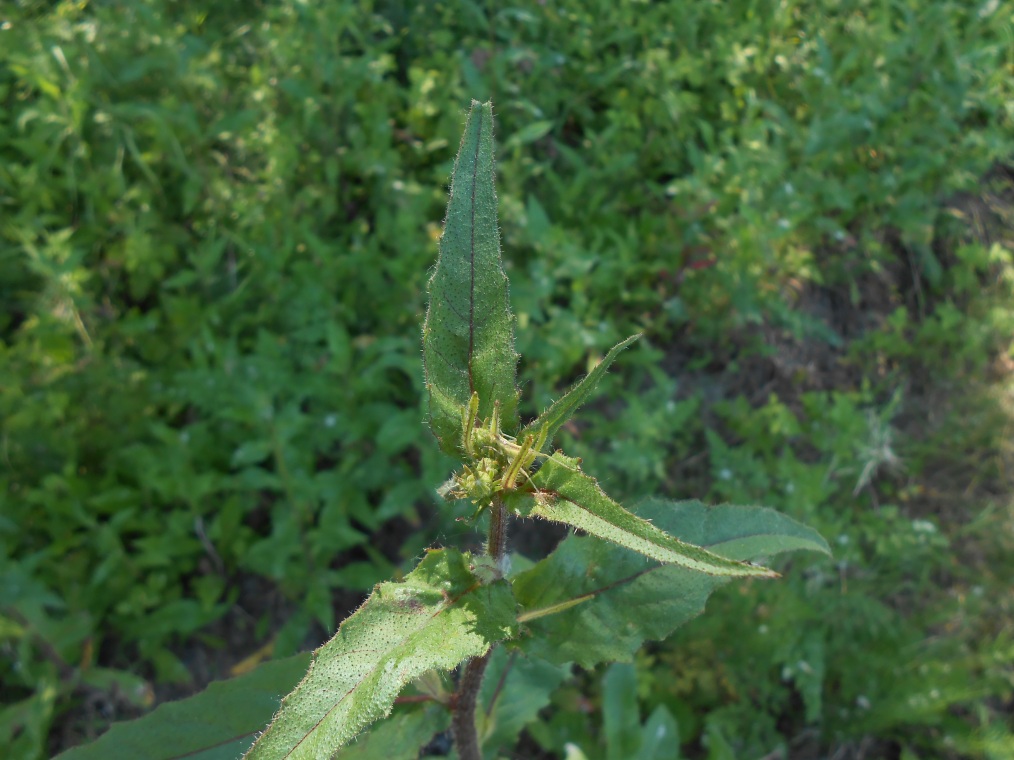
top-left (2, 0), bottom-right (1012, 757)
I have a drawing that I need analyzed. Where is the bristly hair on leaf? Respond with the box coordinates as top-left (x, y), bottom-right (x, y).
top-left (423, 100), bottom-right (519, 459)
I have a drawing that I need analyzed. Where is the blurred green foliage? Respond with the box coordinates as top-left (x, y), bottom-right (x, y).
top-left (1, 0), bottom-right (1013, 758)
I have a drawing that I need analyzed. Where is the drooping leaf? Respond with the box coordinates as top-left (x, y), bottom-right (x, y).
top-left (519, 334), bottom-right (640, 452)
top-left (55, 654), bottom-right (312, 760)
top-left (423, 100), bottom-right (519, 456)
top-left (245, 548), bottom-right (517, 760)
top-left (56, 641), bottom-right (455, 760)
top-left (507, 455), bottom-right (777, 577)
top-left (633, 498), bottom-right (831, 561)
top-left (512, 499), bottom-right (829, 668)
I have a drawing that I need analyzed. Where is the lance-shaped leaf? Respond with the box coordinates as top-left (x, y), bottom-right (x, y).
top-left (55, 654), bottom-right (312, 760)
top-left (56, 659), bottom-right (449, 760)
top-left (423, 100), bottom-right (519, 456)
top-left (519, 334), bottom-right (640, 452)
top-left (244, 548), bottom-right (517, 760)
top-left (512, 498), bottom-right (830, 668)
top-left (506, 454), bottom-right (777, 577)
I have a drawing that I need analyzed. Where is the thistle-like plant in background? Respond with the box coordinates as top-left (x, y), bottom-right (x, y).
top-left (60, 101), bottom-right (828, 760)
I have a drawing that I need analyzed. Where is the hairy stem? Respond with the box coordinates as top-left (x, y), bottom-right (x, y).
top-left (452, 649), bottom-right (492, 760)
top-left (453, 496), bottom-right (508, 760)
top-left (486, 494), bottom-right (508, 561)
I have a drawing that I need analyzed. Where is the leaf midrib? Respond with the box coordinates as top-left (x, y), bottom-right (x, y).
top-left (466, 106), bottom-right (484, 398)
top-left (280, 579), bottom-right (483, 758)
top-left (530, 488), bottom-right (774, 577)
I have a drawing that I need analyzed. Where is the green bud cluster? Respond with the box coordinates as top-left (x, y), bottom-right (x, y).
top-left (454, 457), bottom-right (500, 507)
top-left (446, 392), bottom-right (545, 514)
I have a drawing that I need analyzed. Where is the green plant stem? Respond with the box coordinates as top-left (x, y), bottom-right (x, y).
top-left (453, 496), bottom-right (508, 760)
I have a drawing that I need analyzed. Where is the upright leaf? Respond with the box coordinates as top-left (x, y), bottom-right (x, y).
top-left (512, 499), bottom-right (830, 668)
top-left (423, 100), bottom-right (519, 456)
top-left (507, 455), bottom-right (777, 577)
top-left (602, 663), bottom-right (642, 760)
top-left (519, 334), bottom-right (640, 451)
top-left (635, 706), bottom-right (680, 760)
top-left (245, 549), bottom-right (517, 760)
top-left (477, 648), bottom-right (570, 759)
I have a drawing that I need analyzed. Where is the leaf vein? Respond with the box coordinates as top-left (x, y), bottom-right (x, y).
top-left (466, 106), bottom-right (484, 397)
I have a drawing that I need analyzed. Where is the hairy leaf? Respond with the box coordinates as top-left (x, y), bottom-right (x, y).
top-left (512, 499), bottom-right (829, 668)
top-left (423, 100), bottom-right (519, 456)
top-left (507, 455), bottom-right (776, 577)
top-left (55, 654), bottom-right (312, 760)
top-left (519, 334), bottom-right (640, 451)
top-left (245, 549), bottom-right (517, 760)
